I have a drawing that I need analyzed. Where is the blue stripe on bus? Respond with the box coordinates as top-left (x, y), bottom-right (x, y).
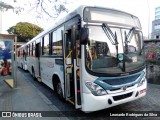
top-left (94, 71), bottom-right (144, 90)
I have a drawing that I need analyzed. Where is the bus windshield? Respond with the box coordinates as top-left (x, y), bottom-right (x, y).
top-left (86, 25), bottom-right (145, 74)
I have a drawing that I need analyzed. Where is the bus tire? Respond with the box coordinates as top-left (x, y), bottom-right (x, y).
top-left (53, 76), bottom-right (63, 100)
top-left (57, 82), bottom-right (63, 100)
top-left (32, 67), bottom-right (36, 80)
top-left (21, 64), bottom-right (23, 69)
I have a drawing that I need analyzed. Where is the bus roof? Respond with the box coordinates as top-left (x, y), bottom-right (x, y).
top-left (26, 6), bottom-right (85, 45)
top-left (19, 5), bottom-right (140, 47)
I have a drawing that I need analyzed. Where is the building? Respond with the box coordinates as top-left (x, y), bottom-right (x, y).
top-left (151, 7), bottom-right (160, 39)
top-left (144, 39), bottom-right (160, 63)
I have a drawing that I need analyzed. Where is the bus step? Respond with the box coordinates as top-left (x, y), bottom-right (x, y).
top-left (37, 77), bottom-right (42, 82)
top-left (68, 99), bottom-right (75, 105)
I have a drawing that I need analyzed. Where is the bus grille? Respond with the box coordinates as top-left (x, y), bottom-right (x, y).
top-left (102, 74), bottom-right (140, 86)
top-left (113, 92), bottom-right (133, 101)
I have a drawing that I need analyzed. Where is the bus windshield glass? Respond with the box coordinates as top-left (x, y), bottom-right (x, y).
top-left (86, 25), bottom-right (145, 74)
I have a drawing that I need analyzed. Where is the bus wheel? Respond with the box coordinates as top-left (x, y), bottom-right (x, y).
top-left (56, 82), bottom-right (63, 100)
top-left (21, 64), bottom-right (23, 69)
top-left (32, 68), bottom-right (36, 80)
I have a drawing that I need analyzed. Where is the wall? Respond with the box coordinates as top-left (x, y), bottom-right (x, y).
top-left (144, 40), bottom-right (160, 63)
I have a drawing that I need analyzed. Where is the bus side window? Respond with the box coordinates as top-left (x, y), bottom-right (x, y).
top-left (41, 38), bottom-right (44, 55)
top-left (23, 50), bottom-right (25, 57)
top-left (20, 49), bottom-right (22, 57)
top-left (65, 29), bottom-right (72, 65)
top-left (52, 31), bottom-right (57, 55)
top-left (24, 46), bottom-right (27, 60)
top-left (76, 29), bottom-right (80, 66)
top-left (43, 34), bottom-right (50, 55)
top-left (26, 46), bottom-right (28, 57)
top-left (33, 42), bottom-right (36, 56)
top-left (18, 50), bottom-right (20, 57)
top-left (30, 43), bottom-right (32, 56)
top-left (52, 26), bottom-right (64, 56)
top-left (28, 44), bottom-right (30, 56)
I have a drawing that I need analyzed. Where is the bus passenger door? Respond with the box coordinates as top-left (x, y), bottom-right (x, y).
top-left (73, 26), bottom-right (81, 109)
top-left (64, 25), bottom-right (81, 109)
top-left (35, 42), bottom-right (41, 81)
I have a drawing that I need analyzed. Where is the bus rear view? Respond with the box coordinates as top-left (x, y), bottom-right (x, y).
top-left (80, 7), bottom-right (147, 112)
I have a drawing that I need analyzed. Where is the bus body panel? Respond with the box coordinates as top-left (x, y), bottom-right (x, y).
top-left (17, 49), bottom-right (27, 70)
top-left (34, 57), bottom-right (40, 78)
top-left (80, 46), bottom-right (147, 112)
top-left (40, 57), bottom-right (64, 91)
top-left (27, 57), bottom-right (40, 77)
top-left (16, 6), bottom-right (147, 112)
top-left (27, 57), bottom-right (34, 74)
top-left (82, 80), bottom-right (146, 112)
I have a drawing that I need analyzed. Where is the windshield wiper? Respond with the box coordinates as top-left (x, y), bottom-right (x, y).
top-left (125, 27), bottom-right (135, 42)
top-left (102, 23), bottom-right (118, 45)
top-left (122, 27), bottom-right (135, 72)
top-left (124, 27), bottom-right (135, 52)
top-left (102, 24), bottom-right (130, 72)
top-left (102, 23), bottom-right (119, 60)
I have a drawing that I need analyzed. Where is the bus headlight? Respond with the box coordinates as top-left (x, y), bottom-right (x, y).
top-left (138, 77), bottom-right (146, 87)
top-left (85, 81), bottom-right (107, 96)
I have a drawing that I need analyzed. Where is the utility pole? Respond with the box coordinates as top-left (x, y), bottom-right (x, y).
top-left (147, 0), bottom-right (150, 39)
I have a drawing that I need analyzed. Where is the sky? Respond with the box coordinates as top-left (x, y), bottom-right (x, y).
top-left (1, 0), bottom-right (160, 37)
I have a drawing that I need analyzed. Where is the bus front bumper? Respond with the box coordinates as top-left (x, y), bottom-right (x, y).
top-left (81, 81), bottom-right (147, 112)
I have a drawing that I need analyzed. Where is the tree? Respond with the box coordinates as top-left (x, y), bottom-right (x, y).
top-left (0, 1), bottom-right (14, 10)
top-left (1, 0), bottom-right (69, 18)
top-left (30, 0), bottom-right (69, 19)
top-left (0, 1), bottom-right (23, 14)
top-left (7, 22), bottom-right (43, 42)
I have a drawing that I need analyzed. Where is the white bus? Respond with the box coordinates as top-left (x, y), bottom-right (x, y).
top-left (17, 44), bottom-right (28, 70)
top-left (17, 6), bottom-right (147, 112)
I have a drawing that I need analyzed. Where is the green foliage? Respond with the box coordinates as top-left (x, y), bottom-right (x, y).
top-left (7, 22), bottom-right (43, 42)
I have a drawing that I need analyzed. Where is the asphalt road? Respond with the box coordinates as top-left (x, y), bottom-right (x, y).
top-left (18, 68), bottom-right (160, 120)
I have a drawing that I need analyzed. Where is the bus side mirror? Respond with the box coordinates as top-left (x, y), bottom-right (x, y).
top-left (80, 28), bottom-right (89, 45)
